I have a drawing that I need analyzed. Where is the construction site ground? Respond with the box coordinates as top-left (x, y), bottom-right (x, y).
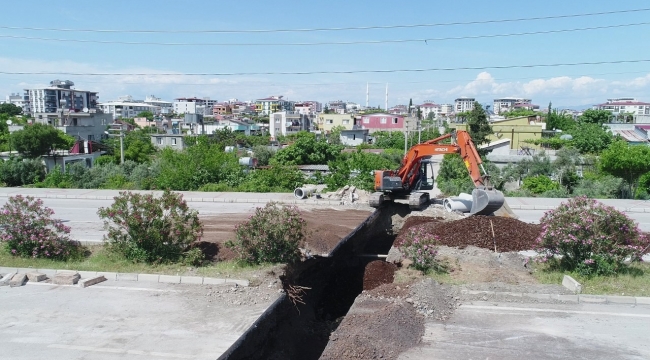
top-left (2, 188), bottom-right (650, 359)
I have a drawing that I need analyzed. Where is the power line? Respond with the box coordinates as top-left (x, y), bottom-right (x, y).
top-left (8, 70), bottom-right (644, 87)
top-left (1, 59), bottom-right (648, 77)
top-left (0, 22), bottom-right (646, 46)
top-left (1, 8), bottom-right (648, 34)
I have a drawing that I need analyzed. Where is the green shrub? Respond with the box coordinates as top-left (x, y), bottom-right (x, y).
top-left (0, 157), bottom-right (45, 186)
top-left (94, 156), bottom-right (116, 166)
top-left (238, 165), bottom-right (305, 192)
top-left (535, 196), bottom-right (650, 276)
top-left (395, 226), bottom-right (445, 274)
top-left (522, 175), bottom-right (559, 194)
top-left (226, 202), bottom-right (306, 264)
top-left (573, 173), bottom-right (623, 199)
top-left (198, 183), bottom-right (236, 192)
top-left (97, 190), bottom-right (203, 264)
top-left (0, 195), bottom-right (85, 260)
top-left (38, 165), bottom-right (73, 188)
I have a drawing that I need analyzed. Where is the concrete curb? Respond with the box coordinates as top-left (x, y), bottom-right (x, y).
top-left (0, 193), bottom-right (343, 206)
top-left (461, 289), bottom-right (650, 305)
top-left (0, 266), bottom-right (249, 287)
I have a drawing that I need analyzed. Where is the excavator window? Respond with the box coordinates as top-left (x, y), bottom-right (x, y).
top-left (417, 161), bottom-right (434, 190)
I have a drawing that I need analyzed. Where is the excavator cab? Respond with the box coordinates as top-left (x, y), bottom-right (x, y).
top-left (415, 158), bottom-right (435, 191)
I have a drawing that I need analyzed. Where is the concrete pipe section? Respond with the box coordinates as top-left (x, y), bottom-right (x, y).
top-left (294, 187), bottom-right (316, 200)
top-left (443, 193), bottom-right (473, 213)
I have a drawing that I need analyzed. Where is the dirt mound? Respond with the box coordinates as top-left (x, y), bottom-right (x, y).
top-left (363, 283), bottom-right (410, 299)
top-left (320, 299), bottom-right (424, 360)
top-left (363, 260), bottom-right (397, 291)
top-left (419, 215), bottom-right (542, 252)
top-left (401, 216), bottom-right (445, 233)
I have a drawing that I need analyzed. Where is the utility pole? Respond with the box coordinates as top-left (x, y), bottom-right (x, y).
top-left (105, 123), bottom-right (125, 165)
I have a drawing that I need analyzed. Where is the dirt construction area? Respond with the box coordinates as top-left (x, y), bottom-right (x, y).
top-left (315, 205), bottom-right (650, 360)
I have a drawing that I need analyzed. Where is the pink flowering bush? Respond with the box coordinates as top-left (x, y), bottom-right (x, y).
top-left (0, 195), bottom-right (84, 260)
top-left (226, 202), bottom-right (305, 264)
top-left (97, 190), bottom-right (203, 264)
top-left (535, 196), bottom-right (650, 276)
top-left (396, 226), bottom-right (445, 273)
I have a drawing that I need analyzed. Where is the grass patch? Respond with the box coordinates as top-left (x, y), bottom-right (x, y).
top-left (533, 262), bottom-right (650, 297)
top-left (0, 245), bottom-right (276, 281)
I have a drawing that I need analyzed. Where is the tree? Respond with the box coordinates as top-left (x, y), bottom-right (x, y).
top-left (136, 111), bottom-right (154, 121)
top-left (579, 109), bottom-right (612, 125)
top-left (10, 123), bottom-right (74, 158)
top-left (466, 102), bottom-right (492, 146)
top-left (599, 140), bottom-right (650, 198)
top-left (0, 103), bottom-right (22, 116)
top-left (436, 153), bottom-right (475, 195)
top-left (545, 109), bottom-right (576, 131)
top-left (272, 131), bottom-right (342, 165)
top-left (567, 122), bottom-right (613, 154)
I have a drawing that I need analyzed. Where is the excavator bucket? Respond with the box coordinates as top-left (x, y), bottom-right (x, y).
top-left (470, 188), bottom-right (505, 216)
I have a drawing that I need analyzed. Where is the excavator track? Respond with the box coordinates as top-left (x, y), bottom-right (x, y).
top-left (408, 191), bottom-right (430, 210)
top-left (369, 192), bottom-right (385, 208)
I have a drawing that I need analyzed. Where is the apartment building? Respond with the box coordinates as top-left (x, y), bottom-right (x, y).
top-left (317, 113), bottom-right (355, 132)
top-left (99, 95), bottom-right (158, 119)
top-left (595, 98), bottom-right (650, 115)
top-left (493, 98), bottom-right (532, 115)
top-left (454, 97), bottom-right (475, 113)
top-left (174, 97), bottom-right (211, 115)
top-left (419, 102), bottom-right (442, 119)
top-left (358, 113), bottom-right (405, 133)
top-left (269, 111), bottom-right (313, 139)
top-left (255, 96), bottom-right (293, 115)
top-left (3, 93), bottom-right (28, 113)
top-left (24, 80), bottom-right (98, 116)
top-left (144, 95), bottom-right (173, 115)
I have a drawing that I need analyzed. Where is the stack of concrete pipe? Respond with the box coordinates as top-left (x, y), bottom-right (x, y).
top-left (443, 193), bottom-right (473, 213)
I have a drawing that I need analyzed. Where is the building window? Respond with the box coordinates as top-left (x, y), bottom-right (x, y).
top-left (363, 117), bottom-right (369, 124)
top-left (393, 118), bottom-right (399, 124)
top-left (326, 119), bottom-right (333, 124)
top-left (380, 117), bottom-right (387, 124)
top-left (172, 138), bottom-right (177, 145)
top-left (156, 137), bottom-right (162, 144)
top-left (343, 119), bottom-right (349, 125)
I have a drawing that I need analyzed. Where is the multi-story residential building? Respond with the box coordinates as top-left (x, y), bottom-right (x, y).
top-left (345, 102), bottom-right (362, 113)
top-left (388, 105), bottom-right (408, 115)
top-left (144, 95), bottom-right (173, 115)
top-left (512, 102), bottom-right (540, 112)
top-left (99, 95), bottom-right (158, 119)
top-left (493, 98), bottom-right (533, 114)
top-left (317, 113), bottom-right (355, 132)
top-left (26, 111), bottom-right (113, 142)
top-left (213, 103), bottom-right (232, 115)
top-left (174, 97), bottom-right (209, 115)
top-left (269, 111), bottom-right (313, 139)
top-left (419, 102), bottom-right (442, 119)
top-left (595, 98), bottom-right (650, 115)
top-left (358, 113), bottom-right (405, 133)
top-left (327, 100), bottom-right (347, 114)
top-left (439, 104), bottom-right (454, 116)
top-left (255, 96), bottom-right (293, 115)
top-left (3, 93), bottom-right (29, 113)
top-left (294, 101), bottom-right (322, 115)
top-left (24, 80), bottom-right (98, 116)
top-left (454, 97), bottom-right (475, 113)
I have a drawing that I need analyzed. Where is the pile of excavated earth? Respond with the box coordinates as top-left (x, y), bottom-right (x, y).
top-left (319, 205), bottom-right (554, 360)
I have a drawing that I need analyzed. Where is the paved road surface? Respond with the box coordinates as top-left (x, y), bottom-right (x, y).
top-left (0, 197), bottom-right (269, 243)
top-left (399, 301), bottom-right (650, 360)
top-left (0, 280), bottom-right (275, 360)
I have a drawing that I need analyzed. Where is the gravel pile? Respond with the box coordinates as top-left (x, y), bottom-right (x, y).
top-left (419, 215), bottom-right (542, 252)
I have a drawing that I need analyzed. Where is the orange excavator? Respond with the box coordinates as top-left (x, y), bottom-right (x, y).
top-left (369, 129), bottom-right (505, 215)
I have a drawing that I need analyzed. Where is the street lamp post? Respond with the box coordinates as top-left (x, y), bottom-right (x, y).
top-left (105, 124), bottom-right (125, 165)
top-left (6, 120), bottom-right (12, 155)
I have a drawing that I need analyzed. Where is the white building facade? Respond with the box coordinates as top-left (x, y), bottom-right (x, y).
top-left (144, 95), bottom-right (173, 115)
top-left (24, 80), bottom-right (98, 116)
top-left (493, 97), bottom-right (532, 115)
top-left (99, 96), bottom-right (158, 120)
top-left (454, 97), bottom-right (475, 113)
top-left (595, 98), bottom-right (650, 115)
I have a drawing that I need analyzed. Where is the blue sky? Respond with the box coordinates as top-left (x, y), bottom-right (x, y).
top-left (1, 0), bottom-right (650, 108)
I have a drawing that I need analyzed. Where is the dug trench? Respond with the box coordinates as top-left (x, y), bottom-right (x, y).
top-left (217, 204), bottom-right (410, 360)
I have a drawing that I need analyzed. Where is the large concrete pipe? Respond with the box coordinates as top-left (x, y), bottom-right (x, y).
top-left (443, 193), bottom-right (473, 213)
top-left (294, 187), bottom-right (316, 199)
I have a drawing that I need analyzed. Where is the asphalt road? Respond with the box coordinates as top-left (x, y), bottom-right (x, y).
top-left (399, 301), bottom-right (650, 360)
